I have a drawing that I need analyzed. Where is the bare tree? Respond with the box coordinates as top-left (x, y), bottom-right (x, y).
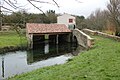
top-left (1, 0), bottom-right (83, 30)
top-left (86, 9), bottom-right (108, 31)
top-left (0, 0), bottom-right (19, 30)
top-left (0, 0), bottom-right (60, 31)
top-left (107, 0), bottom-right (120, 36)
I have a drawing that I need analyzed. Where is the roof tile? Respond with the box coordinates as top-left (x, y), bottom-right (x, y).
top-left (26, 23), bottom-right (71, 34)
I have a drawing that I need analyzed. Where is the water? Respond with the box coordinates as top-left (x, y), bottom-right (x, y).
top-left (0, 42), bottom-right (85, 79)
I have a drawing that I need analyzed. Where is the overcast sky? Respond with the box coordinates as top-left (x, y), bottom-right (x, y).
top-left (3, 0), bottom-right (109, 17)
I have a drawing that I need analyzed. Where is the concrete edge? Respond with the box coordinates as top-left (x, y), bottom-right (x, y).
top-left (83, 29), bottom-right (120, 42)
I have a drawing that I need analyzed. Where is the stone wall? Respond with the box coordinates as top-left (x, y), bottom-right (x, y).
top-left (72, 29), bottom-right (94, 49)
top-left (83, 29), bottom-right (120, 42)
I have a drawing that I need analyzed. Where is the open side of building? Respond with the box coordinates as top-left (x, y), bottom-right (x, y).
top-left (26, 23), bottom-right (72, 49)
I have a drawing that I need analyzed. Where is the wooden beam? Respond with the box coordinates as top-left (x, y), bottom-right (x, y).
top-left (28, 32), bottom-right (71, 36)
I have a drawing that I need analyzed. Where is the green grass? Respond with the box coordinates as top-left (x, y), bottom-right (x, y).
top-left (0, 31), bottom-right (27, 48)
top-left (8, 36), bottom-right (120, 80)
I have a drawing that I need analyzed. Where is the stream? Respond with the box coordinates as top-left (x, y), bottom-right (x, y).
top-left (0, 42), bottom-right (85, 79)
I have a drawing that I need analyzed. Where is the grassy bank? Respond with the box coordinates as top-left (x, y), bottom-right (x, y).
top-left (0, 31), bottom-right (27, 48)
top-left (8, 36), bottom-right (120, 80)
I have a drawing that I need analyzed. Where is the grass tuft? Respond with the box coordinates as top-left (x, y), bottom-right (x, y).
top-left (0, 31), bottom-right (27, 48)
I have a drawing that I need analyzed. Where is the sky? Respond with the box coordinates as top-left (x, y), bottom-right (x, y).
top-left (2, 0), bottom-right (109, 17)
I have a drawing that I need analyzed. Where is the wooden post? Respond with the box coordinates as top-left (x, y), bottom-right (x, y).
top-left (30, 34), bottom-right (33, 49)
top-left (56, 44), bottom-right (59, 54)
top-left (56, 35), bottom-right (59, 44)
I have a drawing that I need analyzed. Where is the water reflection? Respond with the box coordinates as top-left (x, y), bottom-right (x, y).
top-left (0, 42), bottom-right (85, 79)
top-left (2, 57), bottom-right (4, 78)
top-left (27, 42), bottom-right (78, 64)
top-left (44, 40), bottom-right (49, 54)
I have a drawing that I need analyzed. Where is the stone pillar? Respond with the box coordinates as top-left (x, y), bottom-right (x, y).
top-left (67, 33), bottom-right (71, 42)
top-left (45, 34), bottom-right (49, 40)
top-left (27, 50), bottom-right (33, 64)
top-left (63, 33), bottom-right (72, 42)
top-left (71, 32), bottom-right (75, 42)
top-left (30, 34), bottom-right (33, 49)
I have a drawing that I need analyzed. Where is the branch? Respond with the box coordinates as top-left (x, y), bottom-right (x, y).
top-left (3, 0), bottom-right (17, 9)
top-left (27, 0), bottom-right (45, 15)
top-left (13, 0), bottom-right (17, 4)
top-left (4, 0), bottom-right (24, 10)
top-left (2, 6), bottom-right (14, 12)
top-left (8, 0), bottom-right (18, 8)
top-left (75, 0), bottom-right (83, 3)
top-left (8, 0), bottom-right (17, 4)
top-left (52, 0), bottom-right (59, 8)
top-left (2, 10), bottom-right (13, 13)
top-left (30, 0), bottom-right (55, 5)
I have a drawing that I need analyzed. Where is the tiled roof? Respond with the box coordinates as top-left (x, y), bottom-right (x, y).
top-left (26, 23), bottom-right (71, 34)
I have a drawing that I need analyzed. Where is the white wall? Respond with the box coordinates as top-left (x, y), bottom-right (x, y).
top-left (57, 14), bottom-right (76, 28)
